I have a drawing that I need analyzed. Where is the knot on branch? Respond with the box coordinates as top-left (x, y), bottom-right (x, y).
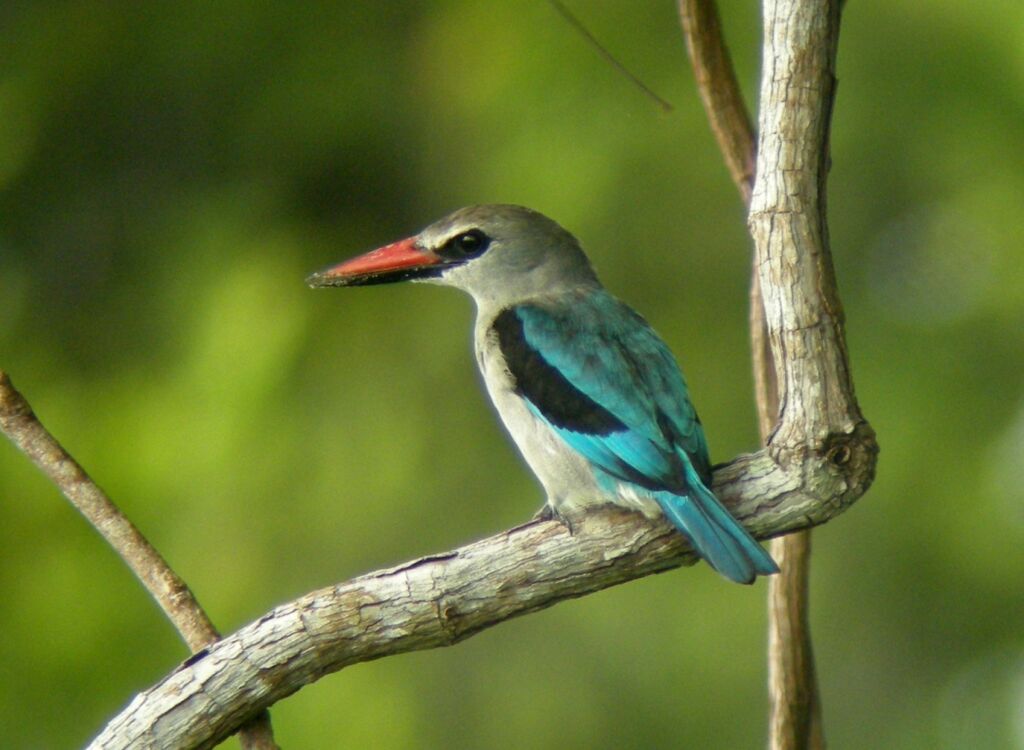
top-left (739, 417), bottom-right (877, 535)
top-left (821, 421), bottom-right (879, 504)
top-left (799, 421), bottom-right (878, 517)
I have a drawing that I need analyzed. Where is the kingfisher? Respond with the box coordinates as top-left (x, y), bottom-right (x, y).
top-left (308, 205), bottom-right (777, 584)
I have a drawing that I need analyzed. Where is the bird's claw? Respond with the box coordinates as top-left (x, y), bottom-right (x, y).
top-left (533, 504), bottom-right (577, 535)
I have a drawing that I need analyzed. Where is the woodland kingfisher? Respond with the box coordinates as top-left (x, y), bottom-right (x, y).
top-left (308, 205), bottom-right (778, 584)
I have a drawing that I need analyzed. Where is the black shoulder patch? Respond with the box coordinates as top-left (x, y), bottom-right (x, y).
top-left (491, 308), bottom-right (624, 435)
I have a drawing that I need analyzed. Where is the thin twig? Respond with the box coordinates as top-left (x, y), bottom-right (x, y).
top-left (677, 1), bottom-right (826, 748)
top-left (551, 0), bottom-right (674, 113)
top-left (0, 371), bottom-right (279, 750)
top-left (0, 372), bottom-right (219, 649)
top-left (768, 532), bottom-right (824, 748)
top-left (677, 0), bottom-right (756, 201)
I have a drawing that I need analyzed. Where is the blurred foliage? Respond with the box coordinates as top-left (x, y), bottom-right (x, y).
top-left (1, 1), bottom-right (1023, 748)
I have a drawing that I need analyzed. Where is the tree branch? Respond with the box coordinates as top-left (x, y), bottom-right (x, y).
top-left (0, 372), bottom-right (279, 750)
top-left (0, 372), bottom-right (220, 650)
top-left (768, 529), bottom-right (823, 748)
top-left (82, 432), bottom-right (870, 749)
top-left (750, 4), bottom-right (858, 748)
top-left (677, 0), bottom-right (756, 202)
top-left (750, 0), bottom-right (862, 490)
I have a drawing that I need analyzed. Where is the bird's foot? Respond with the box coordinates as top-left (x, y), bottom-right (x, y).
top-left (533, 504), bottom-right (577, 535)
top-left (532, 504), bottom-right (556, 522)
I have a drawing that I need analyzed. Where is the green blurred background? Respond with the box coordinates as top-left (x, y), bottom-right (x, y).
top-left (2, 1), bottom-right (1022, 748)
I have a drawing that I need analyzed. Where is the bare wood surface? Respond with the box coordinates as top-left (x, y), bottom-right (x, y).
top-left (750, 0), bottom-right (852, 452)
top-left (0, 372), bottom-right (279, 750)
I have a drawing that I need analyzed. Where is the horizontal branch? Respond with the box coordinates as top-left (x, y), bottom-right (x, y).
top-left (88, 439), bottom-right (871, 750)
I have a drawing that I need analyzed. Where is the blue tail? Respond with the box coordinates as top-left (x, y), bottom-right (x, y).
top-left (654, 482), bottom-right (778, 584)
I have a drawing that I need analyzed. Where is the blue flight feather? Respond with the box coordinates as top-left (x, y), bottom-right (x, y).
top-left (503, 293), bottom-right (777, 583)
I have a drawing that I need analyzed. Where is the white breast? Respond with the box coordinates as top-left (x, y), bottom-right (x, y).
top-left (473, 316), bottom-right (604, 514)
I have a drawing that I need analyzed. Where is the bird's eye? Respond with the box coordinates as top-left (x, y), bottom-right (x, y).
top-left (445, 229), bottom-right (490, 259)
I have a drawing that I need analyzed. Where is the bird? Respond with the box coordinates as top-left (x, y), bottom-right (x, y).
top-left (307, 205), bottom-right (778, 584)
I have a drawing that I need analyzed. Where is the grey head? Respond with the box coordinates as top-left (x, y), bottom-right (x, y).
top-left (307, 204), bottom-right (602, 306)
